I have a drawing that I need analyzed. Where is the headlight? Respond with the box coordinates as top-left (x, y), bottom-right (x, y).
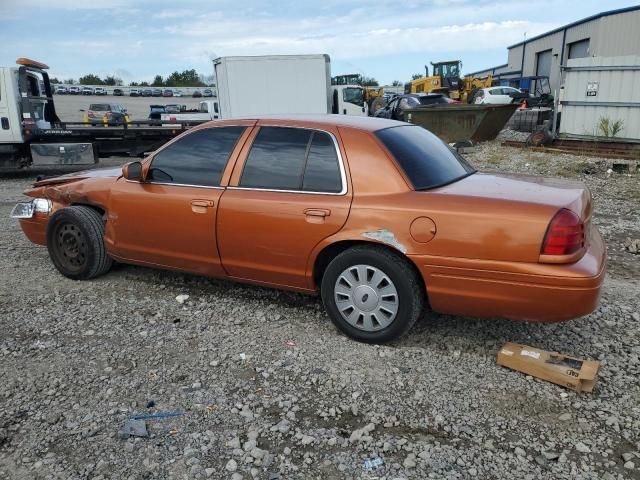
top-left (33, 198), bottom-right (52, 214)
top-left (9, 198), bottom-right (51, 219)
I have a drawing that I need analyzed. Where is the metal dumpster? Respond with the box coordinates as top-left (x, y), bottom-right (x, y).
top-left (403, 104), bottom-right (519, 143)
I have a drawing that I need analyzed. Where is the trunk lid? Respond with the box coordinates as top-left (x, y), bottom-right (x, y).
top-left (437, 172), bottom-right (592, 221)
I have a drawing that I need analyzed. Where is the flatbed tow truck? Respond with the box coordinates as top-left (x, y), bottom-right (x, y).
top-left (0, 58), bottom-right (204, 172)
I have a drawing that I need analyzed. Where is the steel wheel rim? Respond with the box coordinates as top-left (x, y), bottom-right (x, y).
top-left (53, 222), bottom-right (87, 273)
top-left (334, 264), bottom-right (399, 332)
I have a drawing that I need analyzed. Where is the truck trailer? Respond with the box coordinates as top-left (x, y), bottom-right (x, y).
top-left (161, 55), bottom-right (368, 123)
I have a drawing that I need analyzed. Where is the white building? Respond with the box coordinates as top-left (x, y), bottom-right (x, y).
top-left (467, 5), bottom-right (640, 94)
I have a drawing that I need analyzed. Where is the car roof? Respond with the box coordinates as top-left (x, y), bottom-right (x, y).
top-left (204, 114), bottom-right (407, 132)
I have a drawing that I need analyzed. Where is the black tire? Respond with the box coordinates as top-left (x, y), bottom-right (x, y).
top-left (46, 206), bottom-right (113, 280)
top-left (320, 245), bottom-right (425, 344)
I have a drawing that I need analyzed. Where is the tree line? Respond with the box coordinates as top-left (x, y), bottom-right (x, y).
top-left (49, 69), bottom-right (212, 87)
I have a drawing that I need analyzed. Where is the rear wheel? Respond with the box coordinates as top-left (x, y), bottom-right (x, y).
top-left (46, 206), bottom-right (113, 280)
top-left (321, 245), bottom-right (424, 343)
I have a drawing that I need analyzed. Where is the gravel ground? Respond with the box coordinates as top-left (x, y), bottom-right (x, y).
top-left (1, 143), bottom-right (639, 480)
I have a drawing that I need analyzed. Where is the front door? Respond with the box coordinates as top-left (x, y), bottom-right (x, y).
top-left (217, 125), bottom-right (352, 290)
top-left (0, 71), bottom-right (21, 144)
top-left (106, 124), bottom-right (251, 276)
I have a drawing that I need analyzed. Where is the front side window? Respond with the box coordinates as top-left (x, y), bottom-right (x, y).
top-left (148, 126), bottom-right (245, 186)
top-left (240, 127), bottom-right (342, 193)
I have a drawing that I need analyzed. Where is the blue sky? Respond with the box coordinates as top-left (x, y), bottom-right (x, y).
top-left (0, 0), bottom-right (636, 85)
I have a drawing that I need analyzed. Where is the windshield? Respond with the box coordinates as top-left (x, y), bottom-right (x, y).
top-left (375, 125), bottom-right (475, 190)
top-left (342, 87), bottom-right (364, 107)
top-left (90, 104), bottom-right (110, 111)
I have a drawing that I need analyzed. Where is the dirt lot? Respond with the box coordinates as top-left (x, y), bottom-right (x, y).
top-left (53, 95), bottom-right (205, 122)
top-left (1, 140), bottom-right (639, 479)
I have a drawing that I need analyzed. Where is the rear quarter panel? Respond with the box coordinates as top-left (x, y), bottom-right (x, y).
top-left (309, 127), bottom-right (555, 265)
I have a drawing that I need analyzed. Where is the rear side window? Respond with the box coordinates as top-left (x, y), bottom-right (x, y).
top-left (240, 127), bottom-right (342, 193)
top-left (148, 126), bottom-right (245, 186)
top-left (303, 132), bottom-right (342, 193)
top-left (375, 126), bottom-right (475, 190)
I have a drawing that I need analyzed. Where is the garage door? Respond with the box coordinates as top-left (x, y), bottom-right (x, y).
top-left (536, 49), bottom-right (552, 77)
top-left (568, 39), bottom-right (590, 59)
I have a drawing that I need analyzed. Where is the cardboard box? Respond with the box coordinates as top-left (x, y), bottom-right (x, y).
top-left (497, 342), bottom-right (600, 393)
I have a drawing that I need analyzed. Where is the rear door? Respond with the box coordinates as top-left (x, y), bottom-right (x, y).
top-left (217, 124), bottom-right (352, 290)
top-left (106, 123), bottom-right (254, 276)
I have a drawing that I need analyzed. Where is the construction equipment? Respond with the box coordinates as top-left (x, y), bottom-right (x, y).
top-left (496, 76), bottom-right (553, 108)
top-left (405, 60), bottom-right (494, 103)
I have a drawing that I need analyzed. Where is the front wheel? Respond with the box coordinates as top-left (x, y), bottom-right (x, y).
top-left (46, 206), bottom-right (113, 280)
top-left (321, 245), bottom-right (425, 343)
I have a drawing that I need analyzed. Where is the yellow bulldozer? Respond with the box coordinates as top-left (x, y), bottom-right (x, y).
top-left (405, 60), bottom-right (494, 103)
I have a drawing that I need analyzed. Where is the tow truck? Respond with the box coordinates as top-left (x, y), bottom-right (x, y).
top-left (0, 58), bottom-right (203, 172)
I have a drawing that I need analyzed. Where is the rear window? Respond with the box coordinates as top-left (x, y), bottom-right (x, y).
top-left (89, 104), bottom-right (110, 111)
top-left (417, 96), bottom-right (448, 105)
top-left (375, 125), bottom-right (475, 190)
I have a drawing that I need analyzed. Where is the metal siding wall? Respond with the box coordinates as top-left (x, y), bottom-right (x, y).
top-left (507, 45), bottom-right (524, 73)
top-left (597, 11), bottom-right (640, 57)
top-left (564, 19), bottom-right (598, 47)
top-left (560, 56), bottom-right (640, 140)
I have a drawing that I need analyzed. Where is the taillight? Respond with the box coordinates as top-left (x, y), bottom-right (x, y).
top-left (541, 209), bottom-right (584, 256)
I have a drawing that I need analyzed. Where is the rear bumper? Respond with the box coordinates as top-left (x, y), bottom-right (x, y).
top-left (409, 227), bottom-right (606, 323)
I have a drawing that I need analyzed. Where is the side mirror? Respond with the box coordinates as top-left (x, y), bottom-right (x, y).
top-left (122, 161), bottom-right (143, 181)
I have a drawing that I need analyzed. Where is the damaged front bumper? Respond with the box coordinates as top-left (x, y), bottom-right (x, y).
top-left (10, 198), bottom-right (52, 246)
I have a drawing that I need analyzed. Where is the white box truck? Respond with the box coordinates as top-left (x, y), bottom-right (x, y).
top-left (159, 55), bottom-right (368, 124)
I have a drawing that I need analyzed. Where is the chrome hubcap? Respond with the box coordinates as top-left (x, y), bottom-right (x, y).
top-left (334, 264), bottom-right (399, 332)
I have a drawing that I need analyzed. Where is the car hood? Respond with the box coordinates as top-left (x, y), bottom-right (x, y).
top-left (33, 166), bottom-right (122, 187)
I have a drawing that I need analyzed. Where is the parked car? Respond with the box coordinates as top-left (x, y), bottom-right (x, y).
top-left (163, 89), bottom-right (173, 97)
top-left (147, 105), bottom-right (166, 121)
top-left (94, 87), bottom-right (107, 96)
top-left (55, 86), bottom-right (68, 94)
top-left (113, 88), bottom-right (124, 96)
top-left (129, 88), bottom-right (140, 97)
top-left (152, 89), bottom-right (163, 97)
top-left (82, 86), bottom-right (94, 95)
top-left (11, 116), bottom-right (605, 344)
top-left (165, 104), bottom-right (183, 113)
top-left (192, 90), bottom-right (202, 98)
top-left (85, 103), bottom-right (127, 125)
top-left (473, 87), bottom-right (521, 105)
top-left (374, 93), bottom-right (455, 121)
top-left (202, 88), bottom-right (214, 97)
top-left (141, 89), bottom-right (153, 97)
top-left (173, 89), bottom-right (183, 97)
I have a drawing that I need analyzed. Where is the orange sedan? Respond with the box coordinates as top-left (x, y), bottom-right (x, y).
top-left (11, 116), bottom-right (606, 343)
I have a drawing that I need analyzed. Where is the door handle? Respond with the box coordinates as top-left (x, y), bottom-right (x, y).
top-left (304, 208), bottom-right (331, 217)
top-left (1, 117), bottom-right (8, 130)
top-left (191, 200), bottom-right (214, 207)
top-left (191, 199), bottom-right (214, 214)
